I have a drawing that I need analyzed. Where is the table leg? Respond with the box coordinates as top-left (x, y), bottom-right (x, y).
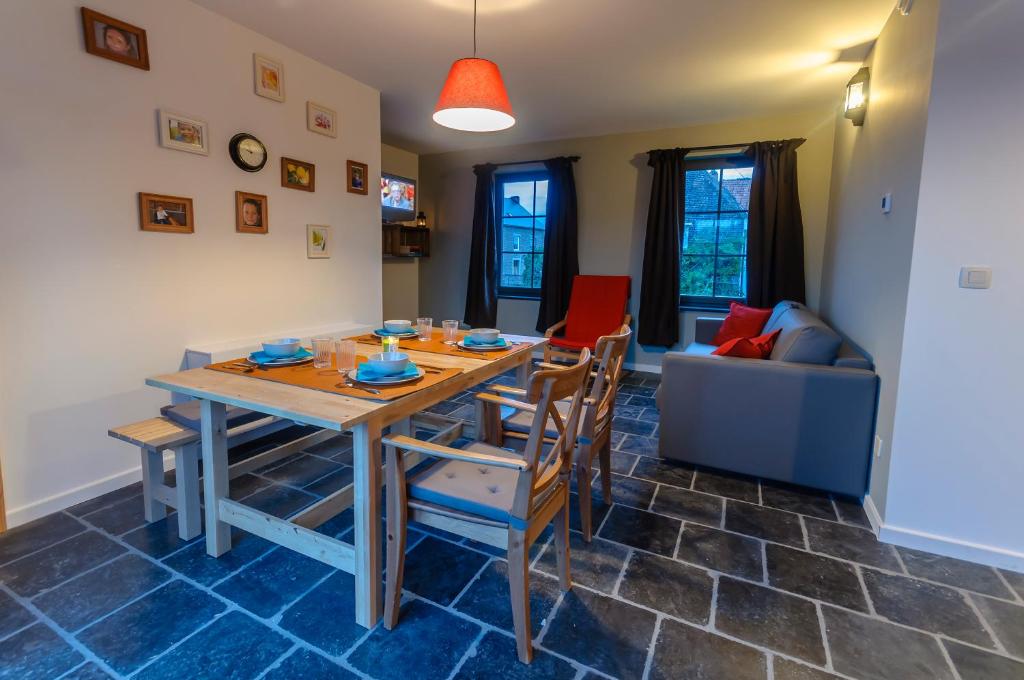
top-left (517, 353), bottom-right (532, 388)
top-left (353, 418), bottom-right (383, 628)
top-left (200, 399), bottom-right (231, 556)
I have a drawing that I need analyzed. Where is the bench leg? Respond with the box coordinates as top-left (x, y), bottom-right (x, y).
top-left (140, 448), bottom-right (167, 523)
top-left (175, 443), bottom-right (202, 541)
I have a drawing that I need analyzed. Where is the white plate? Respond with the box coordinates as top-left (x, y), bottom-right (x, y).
top-left (456, 339), bottom-right (510, 352)
top-left (372, 329), bottom-right (418, 339)
top-left (346, 367), bottom-right (425, 386)
top-left (247, 355), bottom-right (314, 367)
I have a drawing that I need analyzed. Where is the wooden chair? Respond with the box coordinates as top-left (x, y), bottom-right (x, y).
top-left (544, 275), bottom-right (631, 363)
top-left (483, 325), bottom-right (631, 541)
top-left (382, 349), bottom-right (594, 664)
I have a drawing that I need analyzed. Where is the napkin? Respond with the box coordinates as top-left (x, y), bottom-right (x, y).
top-left (248, 347), bottom-right (313, 365)
top-left (356, 362), bottom-right (419, 381)
top-left (374, 328), bottom-right (414, 336)
top-left (464, 335), bottom-right (509, 347)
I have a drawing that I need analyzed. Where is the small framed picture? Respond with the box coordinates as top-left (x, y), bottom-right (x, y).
top-left (139, 193), bottom-right (193, 234)
top-left (158, 110), bottom-right (209, 155)
top-left (307, 225), bottom-right (331, 258)
top-left (235, 191), bottom-right (268, 234)
top-left (81, 7), bottom-right (150, 71)
top-left (347, 161), bottom-right (369, 195)
top-left (281, 157), bottom-right (315, 192)
top-left (253, 53), bottom-right (284, 102)
top-left (307, 101), bottom-right (338, 138)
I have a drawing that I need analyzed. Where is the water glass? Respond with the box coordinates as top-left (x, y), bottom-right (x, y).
top-left (416, 317), bottom-right (433, 342)
top-left (442, 319), bottom-right (459, 345)
top-left (311, 337), bottom-right (333, 369)
top-left (336, 339), bottom-right (356, 373)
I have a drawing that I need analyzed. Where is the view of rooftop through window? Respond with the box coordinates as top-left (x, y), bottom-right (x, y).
top-left (498, 173), bottom-right (549, 293)
top-left (681, 166), bottom-right (753, 304)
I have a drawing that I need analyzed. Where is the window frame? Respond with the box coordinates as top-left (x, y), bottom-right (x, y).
top-left (496, 170), bottom-right (550, 299)
top-left (679, 157), bottom-right (754, 310)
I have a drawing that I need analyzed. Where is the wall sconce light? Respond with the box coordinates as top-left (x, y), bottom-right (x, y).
top-left (416, 211), bottom-right (427, 228)
top-left (844, 67), bottom-right (870, 126)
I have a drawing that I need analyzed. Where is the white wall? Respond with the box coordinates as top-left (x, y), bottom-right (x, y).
top-left (882, 0), bottom-right (1024, 569)
top-left (381, 143), bottom-right (420, 321)
top-left (0, 0), bottom-right (382, 526)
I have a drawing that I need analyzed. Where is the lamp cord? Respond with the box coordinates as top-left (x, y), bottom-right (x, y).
top-left (473, 0), bottom-right (477, 57)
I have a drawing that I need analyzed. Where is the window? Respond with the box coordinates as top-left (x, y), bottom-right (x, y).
top-left (497, 172), bottom-right (548, 297)
top-left (680, 165), bottom-right (753, 307)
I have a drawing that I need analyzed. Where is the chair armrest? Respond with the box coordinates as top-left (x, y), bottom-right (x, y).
top-left (382, 435), bottom-right (528, 470)
top-left (488, 384), bottom-right (528, 397)
top-left (544, 317), bottom-right (567, 338)
top-left (535, 362), bottom-right (598, 380)
top-left (694, 317), bottom-right (725, 345)
top-left (475, 392), bottom-right (536, 413)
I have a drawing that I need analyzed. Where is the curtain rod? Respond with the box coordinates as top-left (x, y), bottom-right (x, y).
top-left (645, 142), bottom-right (754, 155)
top-left (496, 155), bottom-right (580, 167)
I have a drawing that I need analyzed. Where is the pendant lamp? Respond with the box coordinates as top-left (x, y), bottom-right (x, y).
top-left (433, 0), bottom-right (515, 132)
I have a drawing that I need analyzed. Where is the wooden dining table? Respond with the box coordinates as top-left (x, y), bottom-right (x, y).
top-left (145, 331), bottom-right (545, 629)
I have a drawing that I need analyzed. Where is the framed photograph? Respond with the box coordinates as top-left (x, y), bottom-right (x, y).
top-left (307, 101), bottom-right (338, 137)
top-left (81, 7), bottom-right (150, 71)
top-left (281, 157), bottom-right (315, 192)
top-left (253, 53), bottom-right (284, 102)
top-left (307, 225), bottom-right (331, 258)
top-left (235, 191), bottom-right (268, 234)
top-left (139, 193), bottom-right (193, 234)
top-left (347, 160), bottom-right (369, 195)
top-left (158, 110), bottom-right (209, 155)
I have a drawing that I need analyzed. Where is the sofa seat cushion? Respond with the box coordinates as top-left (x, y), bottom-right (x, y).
top-left (407, 442), bottom-right (532, 528)
top-left (768, 307), bottom-right (842, 365)
top-left (160, 401), bottom-right (265, 431)
top-left (682, 342), bottom-right (718, 357)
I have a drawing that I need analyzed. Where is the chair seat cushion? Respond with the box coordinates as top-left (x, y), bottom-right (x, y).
top-left (407, 442), bottom-right (527, 528)
top-left (502, 399), bottom-right (573, 439)
top-left (160, 401), bottom-right (264, 431)
top-left (548, 336), bottom-right (594, 350)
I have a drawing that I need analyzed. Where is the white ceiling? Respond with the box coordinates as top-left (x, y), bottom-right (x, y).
top-left (193, 0), bottom-right (894, 155)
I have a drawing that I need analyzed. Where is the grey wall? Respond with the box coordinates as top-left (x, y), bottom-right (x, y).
top-left (418, 109), bottom-right (837, 370)
top-left (819, 2), bottom-right (939, 516)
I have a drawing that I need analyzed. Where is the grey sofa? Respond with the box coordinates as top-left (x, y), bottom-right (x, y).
top-left (656, 302), bottom-right (878, 497)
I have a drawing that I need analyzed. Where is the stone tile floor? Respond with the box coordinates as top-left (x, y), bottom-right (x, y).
top-left (2, 369), bottom-right (1023, 679)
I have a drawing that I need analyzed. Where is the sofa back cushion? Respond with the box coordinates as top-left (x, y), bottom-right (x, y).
top-left (763, 301), bottom-right (803, 334)
top-left (769, 306), bottom-right (842, 365)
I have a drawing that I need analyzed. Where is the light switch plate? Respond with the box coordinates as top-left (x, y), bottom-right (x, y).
top-left (881, 192), bottom-right (893, 214)
top-left (959, 266), bottom-right (992, 289)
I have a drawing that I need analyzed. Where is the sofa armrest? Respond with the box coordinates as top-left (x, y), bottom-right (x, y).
top-left (694, 317), bottom-right (724, 345)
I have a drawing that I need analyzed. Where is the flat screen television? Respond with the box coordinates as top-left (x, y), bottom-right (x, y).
top-left (381, 172), bottom-right (416, 223)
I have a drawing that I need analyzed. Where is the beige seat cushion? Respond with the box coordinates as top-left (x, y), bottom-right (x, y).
top-left (502, 399), bottom-right (586, 439)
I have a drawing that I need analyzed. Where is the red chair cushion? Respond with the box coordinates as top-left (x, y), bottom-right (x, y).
top-left (712, 302), bottom-right (773, 345)
top-left (562, 275), bottom-right (631, 344)
top-left (712, 329), bottom-right (781, 359)
top-left (548, 336), bottom-right (595, 350)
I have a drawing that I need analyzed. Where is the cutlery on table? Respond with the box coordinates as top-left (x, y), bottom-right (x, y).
top-left (336, 381), bottom-right (381, 395)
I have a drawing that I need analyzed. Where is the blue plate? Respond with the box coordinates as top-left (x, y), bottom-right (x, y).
top-left (248, 347), bottom-right (313, 365)
top-left (373, 328), bottom-right (417, 337)
top-left (461, 336), bottom-right (511, 349)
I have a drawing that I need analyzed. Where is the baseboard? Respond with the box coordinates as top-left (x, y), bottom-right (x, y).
top-left (624, 361), bottom-right (662, 374)
top-left (863, 494), bottom-right (883, 534)
top-left (879, 523), bottom-right (1024, 572)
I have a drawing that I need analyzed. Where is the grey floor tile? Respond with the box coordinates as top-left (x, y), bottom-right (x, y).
top-left (609, 451), bottom-right (639, 475)
top-left (0, 512), bottom-right (86, 566)
top-left (454, 560), bottom-right (561, 635)
top-left (676, 523), bottom-right (763, 580)
top-left (618, 551), bottom-right (713, 623)
top-left (264, 648), bottom-right (357, 679)
top-left (773, 657), bottom-right (841, 679)
top-left (615, 434), bottom-right (659, 457)
top-left (760, 482), bottom-right (837, 521)
top-left (67, 483), bottom-right (144, 517)
top-left (213, 548), bottom-right (332, 618)
top-left (597, 505), bottom-right (681, 557)
top-left (569, 491), bottom-right (611, 535)
top-left (262, 454), bottom-right (343, 488)
top-left (944, 639), bottom-right (1024, 680)
top-left (822, 605), bottom-right (954, 680)
top-left (304, 466), bottom-right (354, 497)
top-left (612, 417), bottom-right (656, 437)
top-left (243, 483), bottom-right (318, 519)
top-left (0, 530), bottom-right (125, 597)
top-left (161, 529), bottom-right (274, 587)
top-left (897, 546), bottom-right (1013, 599)
top-left (804, 517), bottom-right (900, 571)
top-left (715, 577), bottom-right (826, 665)
top-left (61, 662), bottom-right (114, 679)
top-left (999, 569), bottom-right (1024, 600)
top-left (651, 486), bottom-right (722, 526)
top-left (766, 543), bottom-right (868, 612)
top-left (971, 593), bottom-right (1024, 657)
top-left (134, 610), bottom-right (291, 680)
top-left (535, 532), bottom-right (629, 594)
top-left (401, 535), bottom-right (490, 606)
top-left (303, 433), bottom-right (354, 459)
top-left (725, 501), bottom-right (804, 548)
top-left (278, 571), bottom-right (367, 655)
top-left (649, 619), bottom-right (767, 680)
top-left (77, 580), bottom-right (225, 675)
top-left (120, 514), bottom-right (196, 559)
top-left (0, 623), bottom-right (84, 680)
top-left (598, 473), bottom-right (657, 510)
top-left (348, 599), bottom-right (480, 680)
top-left (80, 495), bottom-right (151, 536)
top-left (542, 588), bottom-right (657, 680)
top-left (831, 495), bottom-right (872, 529)
top-left (455, 630), bottom-right (577, 679)
top-left (0, 589), bottom-right (35, 638)
top-left (693, 468), bottom-right (759, 503)
top-left (631, 458), bottom-right (695, 488)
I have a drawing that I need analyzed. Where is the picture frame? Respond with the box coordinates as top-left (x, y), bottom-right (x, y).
top-left (81, 7), bottom-right (150, 71)
top-left (306, 101), bottom-right (338, 138)
top-left (281, 157), bottom-right (315, 192)
top-left (253, 53), bottom-right (285, 102)
top-left (307, 225), bottom-right (331, 258)
top-left (158, 110), bottom-right (209, 155)
top-left (139, 193), bottom-right (193, 234)
top-left (235, 191), bottom-right (268, 234)
top-left (346, 160), bottom-right (369, 195)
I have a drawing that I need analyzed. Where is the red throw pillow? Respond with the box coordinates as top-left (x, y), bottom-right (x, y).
top-left (712, 302), bottom-right (773, 345)
top-left (712, 329), bottom-right (781, 359)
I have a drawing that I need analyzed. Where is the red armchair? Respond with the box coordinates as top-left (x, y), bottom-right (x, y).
top-left (544, 275), bottom-right (631, 363)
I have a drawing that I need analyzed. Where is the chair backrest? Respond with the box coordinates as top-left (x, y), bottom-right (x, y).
top-left (511, 349), bottom-right (593, 523)
top-left (563, 275), bottom-right (631, 343)
top-left (587, 324), bottom-right (632, 434)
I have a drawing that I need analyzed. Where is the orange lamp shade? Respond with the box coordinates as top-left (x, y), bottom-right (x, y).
top-left (433, 58), bottom-right (515, 132)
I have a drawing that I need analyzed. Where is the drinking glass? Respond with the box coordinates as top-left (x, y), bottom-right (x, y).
top-left (311, 337), bottom-right (333, 369)
top-left (336, 339), bottom-right (356, 373)
top-left (382, 335), bottom-right (400, 353)
top-left (442, 319), bottom-right (459, 345)
top-left (416, 317), bottom-right (433, 342)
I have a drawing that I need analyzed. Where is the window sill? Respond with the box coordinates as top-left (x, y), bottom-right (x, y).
top-left (498, 293), bottom-right (541, 301)
top-left (679, 302), bottom-right (731, 313)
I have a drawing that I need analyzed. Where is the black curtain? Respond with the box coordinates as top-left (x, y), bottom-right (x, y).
top-left (535, 157), bottom-right (580, 332)
top-left (463, 163), bottom-right (499, 327)
top-left (638, 148), bottom-right (687, 347)
top-left (746, 139), bottom-right (807, 307)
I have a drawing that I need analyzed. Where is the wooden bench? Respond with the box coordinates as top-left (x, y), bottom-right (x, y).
top-left (109, 410), bottom-right (337, 540)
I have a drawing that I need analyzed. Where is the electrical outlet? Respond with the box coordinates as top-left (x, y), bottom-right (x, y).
top-left (874, 435), bottom-right (883, 459)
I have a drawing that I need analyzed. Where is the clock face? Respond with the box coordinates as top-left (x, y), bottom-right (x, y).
top-left (230, 133), bottom-right (267, 172)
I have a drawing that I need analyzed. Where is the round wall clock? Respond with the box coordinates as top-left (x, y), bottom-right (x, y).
top-left (229, 133), bottom-right (268, 172)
